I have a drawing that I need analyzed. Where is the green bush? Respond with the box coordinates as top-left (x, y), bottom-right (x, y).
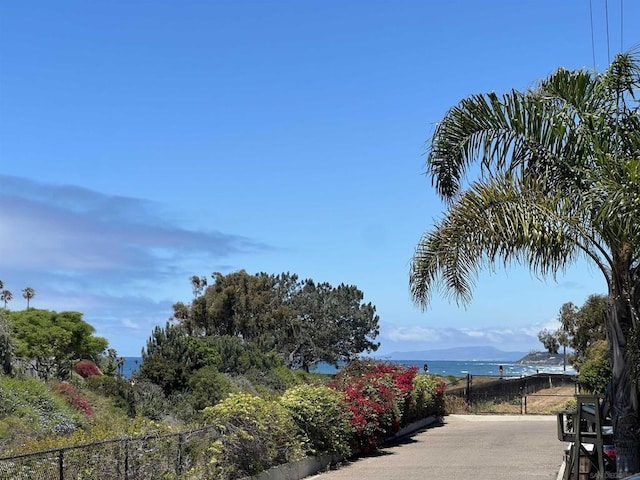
top-left (0, 377), bottom-right (83, 440)
top-left (201, 393), bottom-right (305, 479)
top-left (134, 380), bottom-right (169, 420)
top-left (406, 375), bottom-right (446, 422)
top-left (280, 384), bottom-right (353, 456)
top-left (577, 340), bottom-right (611, 394)
top-left (187, 366), bottom-right (234, 410)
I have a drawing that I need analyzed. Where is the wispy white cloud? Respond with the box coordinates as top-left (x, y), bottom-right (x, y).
top-left (386, 325), bottom-right (441, 342)
top-left (0, 175), bottom-right (272, 354)
top-left (379, 318), bottom-right (559, 354)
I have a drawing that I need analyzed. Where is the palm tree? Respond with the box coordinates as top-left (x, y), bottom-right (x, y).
top-left (0, 290), bottom-right (12, 309)
top-left (22, 287), bottom-right (35, 310)
top-left (410, 52), bottom-right (640, 474)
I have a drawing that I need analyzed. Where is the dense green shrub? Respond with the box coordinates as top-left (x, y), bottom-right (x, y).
top-left (577, 340), bottom-right (611, 394)
top-left (85, 375), bottom-right (132, 409)
top-left (0, 377), bottom-right (82, 440)
top-left (184, 366), bottom-right (235, 411)
top-left (201, 393), bottom-right (305, 479)
top-left (134, 380), bottom-right (169, 420)
top-left (280, 384), bottom-right (353, 456)
top-left (406, 375), bottom-right (446, 422)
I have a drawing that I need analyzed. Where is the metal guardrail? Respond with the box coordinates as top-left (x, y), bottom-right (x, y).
top-left (0, 425), bottom-right (220, 480)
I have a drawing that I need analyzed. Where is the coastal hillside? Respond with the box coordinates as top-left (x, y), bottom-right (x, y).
top-left (516, 351), bottom-right (568, 366)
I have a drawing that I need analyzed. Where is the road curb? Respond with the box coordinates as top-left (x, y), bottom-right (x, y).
top-left (243, 416), bottom-right (440, 480)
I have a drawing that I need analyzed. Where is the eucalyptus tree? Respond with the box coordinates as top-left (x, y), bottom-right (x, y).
top-left (22, 287), bottom-right (35, 310)
top-left (410, 53), bottom-right (640, 474)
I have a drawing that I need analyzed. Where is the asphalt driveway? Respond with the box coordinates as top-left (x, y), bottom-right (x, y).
top-left (309, 415), bottom-right (563, 480)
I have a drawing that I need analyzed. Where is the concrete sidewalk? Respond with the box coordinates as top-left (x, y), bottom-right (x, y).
top-left (309, 415), bottom-right (563, 480)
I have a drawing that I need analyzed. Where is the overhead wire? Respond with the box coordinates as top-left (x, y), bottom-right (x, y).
top-left (605, 0), bottom-right (611, 63)
top-left (589, 0), bottom-right (597, 70)
top-left (620, 0), bottom-right (623, 52)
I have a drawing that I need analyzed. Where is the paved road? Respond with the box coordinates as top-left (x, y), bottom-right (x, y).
top-left (310, 415), bottom-right (563, 480)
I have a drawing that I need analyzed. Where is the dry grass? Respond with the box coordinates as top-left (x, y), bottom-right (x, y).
top-left (521, 385), bottom-right (577, 414)
top-left (446, 384), bottom-right (577, 415)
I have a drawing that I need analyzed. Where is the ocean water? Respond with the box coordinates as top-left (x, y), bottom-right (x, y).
top-left (312, 359), bottom-right (575, 377)
top-left (122, 357), bottom-right (575, 379)
top-left (121, 357), bottom-right (142, 378)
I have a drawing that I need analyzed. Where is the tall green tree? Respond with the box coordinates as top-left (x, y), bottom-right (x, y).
top-left (286, 279), bottom-right (380, 371)
top-left (172, 270), bottom-right (379, 371)
top-left (410, 53), bottom-right (640, 474)
top-left (1, 290), bottom-right (12, 309)
top-left (537, 328), bottom-right (560, 355)
top-left (539, 295), bottom-right (611, 388)
top-left (8, 309), bottom-right (108, 379)
top-left (22, 287), bottom-right (35, 310)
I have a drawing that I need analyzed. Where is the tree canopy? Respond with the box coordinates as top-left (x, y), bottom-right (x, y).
top-left (539, 295), bottom-right (611, 392)
top-left (8, 309), bottom-right (108, 379)
top-left (171, 270), bottom-right (380, 372)
top-left (410, 52), bottom-right (640, 473)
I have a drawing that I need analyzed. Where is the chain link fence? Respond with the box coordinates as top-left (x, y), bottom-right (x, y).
top-left (0, 425), bottom-right (220, 480)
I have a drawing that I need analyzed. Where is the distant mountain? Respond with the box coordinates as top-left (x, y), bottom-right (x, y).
top-left (380, 346), bottom-right (528, 362)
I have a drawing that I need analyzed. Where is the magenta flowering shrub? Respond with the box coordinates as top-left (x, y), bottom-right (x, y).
top-left (72, 360), bottom-right (102, 379)
top-left (53, 381), bottom-right (93, 416)
top-left (330, 359), bottom-right (418, 452)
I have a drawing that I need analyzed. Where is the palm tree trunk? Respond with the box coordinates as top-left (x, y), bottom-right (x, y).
top-left (604, 294), bottom-right (640, 475)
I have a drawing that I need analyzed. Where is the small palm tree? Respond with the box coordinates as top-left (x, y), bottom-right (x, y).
top-left (0, 290), bottom-right (12, 309)
top-left (22, 287), bottom-right (35, 310)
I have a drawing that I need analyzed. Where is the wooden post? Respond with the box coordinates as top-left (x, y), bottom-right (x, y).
top-left (58, 450), bottom-right (64, 480)
top-left (176, 433), bottom-right (184, 476)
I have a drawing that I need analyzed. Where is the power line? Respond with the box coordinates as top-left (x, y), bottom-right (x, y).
top-left (605, 0), bottom-right (611, 63)
top-left (589, 0), bottom-right (597, 70)
top-left (620, 0), bottom-right (624, 52)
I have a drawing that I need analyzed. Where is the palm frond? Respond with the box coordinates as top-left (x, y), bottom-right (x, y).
top-left (427, 89), bottom-right (584, 201)
top-left (410, 177), bottom-right (586, 308)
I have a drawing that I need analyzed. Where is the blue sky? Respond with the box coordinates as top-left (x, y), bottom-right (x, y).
top-left (0, 1), bottom-right (636, 357)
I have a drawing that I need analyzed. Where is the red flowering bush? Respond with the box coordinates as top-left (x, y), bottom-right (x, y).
top-left (73, 360), bottom-right (102, 378)
top-left (331, 359), bottom-right (417, 452)
top-left (53, 382), bottom-right (94, 416)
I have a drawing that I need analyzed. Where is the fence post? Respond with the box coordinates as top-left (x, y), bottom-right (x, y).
top-left (176, 433), bottom-right (184, 476)
top-left (58, 450), bottom-right (64, 480)
top-left (124, 439), bottom-right (129, 480)
top-left (519, 387), bottom-right (523, 415)
top-left (466, 374), bottom-right (472, 406)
